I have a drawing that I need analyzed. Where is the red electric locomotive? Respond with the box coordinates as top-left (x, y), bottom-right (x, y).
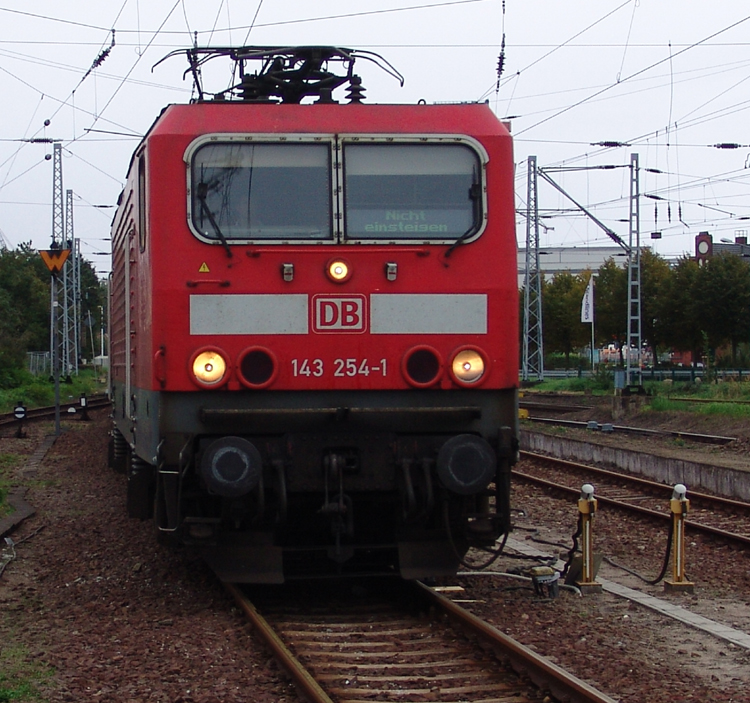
top-left (109, 47), bottom-right (518, 582)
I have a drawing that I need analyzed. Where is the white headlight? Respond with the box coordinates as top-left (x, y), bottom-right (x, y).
top-left (327, 258), bottom-right (351, 283)
top-left (452, 349), bottom-right (485, 383)
top-left (192, 350), bottom-right (227, 386)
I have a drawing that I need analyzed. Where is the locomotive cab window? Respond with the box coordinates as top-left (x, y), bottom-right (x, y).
top-left (343, 143), bottom-right (483, 241)
top-left (189, 142), bottom-right (331, 241)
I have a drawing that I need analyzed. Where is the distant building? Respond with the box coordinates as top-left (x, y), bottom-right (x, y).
top-left (695, 231), bottom-right (750, 264)
top-left (517, 246), bottom-right (625, 287)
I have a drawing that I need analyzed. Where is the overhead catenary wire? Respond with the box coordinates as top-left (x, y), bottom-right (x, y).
top-left (0, 0), bottom-right (491, 36)
top-left (503, 10), bottom-right (750, 233)
top-left (0, 2), bottom-right (748, 261)
top-left (515, 12), bottom-right (750, 137)
top-left (481, 0), bottom-right (635, 103)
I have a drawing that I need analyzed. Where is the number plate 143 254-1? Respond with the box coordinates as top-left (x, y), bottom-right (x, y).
top-left (291, 358), bottom-right (387, 377)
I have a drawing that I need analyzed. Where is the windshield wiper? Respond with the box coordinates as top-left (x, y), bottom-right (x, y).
top-left (196, 182), bottom-right (232, 258)
top-left (444, 182), bottom-right (482, 259)
top-left (444, 229), bottom-right (475, 259)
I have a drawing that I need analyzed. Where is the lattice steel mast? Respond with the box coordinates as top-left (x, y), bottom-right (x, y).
top-left (522, 155), bottom-right (544, 382)
top-left (62, 189), bottom-right (80, 376)
top-left (626, 153), bottom-right (641, 386)
top-left (535, 154), bottom-right (642, 386)
top-left (50, 143), bottom-right (64, 372)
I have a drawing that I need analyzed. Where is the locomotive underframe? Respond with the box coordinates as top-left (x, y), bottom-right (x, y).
top-left (112, 387), bottom-right (517, 582)
top-left (114, 384), bottom-right (517, 582)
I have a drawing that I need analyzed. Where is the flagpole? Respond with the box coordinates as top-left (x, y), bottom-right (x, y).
top-left (590, 277), bottom-right (596, 373)
top-left (581, 276), bottom-right (595, 374)
top-left (591, 304), bottom-right (595, 373)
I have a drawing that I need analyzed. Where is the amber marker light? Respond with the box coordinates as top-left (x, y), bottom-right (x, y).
top-left (191, 349), bottom-right (228, 387)
top-left (451, 348), bottom-right (486, 385)
top-left (326, 258), bottom-right (351, 283)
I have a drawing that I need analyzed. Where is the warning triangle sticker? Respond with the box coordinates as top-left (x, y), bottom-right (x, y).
top-left (198, 262), bottom-right (210, 273)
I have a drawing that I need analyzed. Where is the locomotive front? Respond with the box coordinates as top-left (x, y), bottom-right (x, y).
top-left (110, 47), bottom-right (518, 582)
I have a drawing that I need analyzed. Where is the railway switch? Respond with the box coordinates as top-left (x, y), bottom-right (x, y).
top-left (664, 483), bottom-right (695, 593)
top-left (576, 483), bottom-right (603, 594)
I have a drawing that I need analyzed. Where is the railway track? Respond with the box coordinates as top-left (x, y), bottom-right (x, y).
top-left (225, 579), bottom-right (618, 703)
top-left (516, 451), bottom-right (750, 547)
top-left (520, 401), bottom-right (595, 414)
top-left (524, 417), bottom-right (735, 445)
top-left (0, 394), bottom-right (110, 429)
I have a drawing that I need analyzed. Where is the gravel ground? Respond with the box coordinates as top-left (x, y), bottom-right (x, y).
top-left (453, 476), bottom-right (750, 703)
top-left (1, 407), bottom-right (750, 702)
top-left (1, 413), bottom-right (296, 703)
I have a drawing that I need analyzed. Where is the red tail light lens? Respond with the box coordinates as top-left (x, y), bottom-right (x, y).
top-left (402, 346), bottom-right (443, 387)
top-left (238, 347), bottom-right (278, 389)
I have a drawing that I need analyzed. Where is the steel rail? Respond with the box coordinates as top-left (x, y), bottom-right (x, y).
top-left (514, 461), bottom-right (750, 547)
top-left (0, 396), bottom-right (110, 427)
top-left (227, 577), bottom-right (618, 703)
top-left (520, 400), bottom-right (595, 413)
top-left (520, 450), bottom-right (750, 511)
top-left (415, 580), bottom-right (619, 703)
top-left (524, 418), bottom-right (735, 445)
top-left (223, 582), bottom-right (335, 703)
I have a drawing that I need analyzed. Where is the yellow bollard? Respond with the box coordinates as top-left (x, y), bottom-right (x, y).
top-left (576, 483), bottom-right (603, 594)
top-left (664, 484), bottom-right (695, 593)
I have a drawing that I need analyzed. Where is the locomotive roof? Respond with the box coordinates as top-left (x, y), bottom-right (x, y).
top-left (144, 100), bottom-right (511, 140)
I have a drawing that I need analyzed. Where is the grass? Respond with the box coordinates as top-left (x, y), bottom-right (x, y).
top-left (522, 376), bottom-right (612, 395)
top-left (0, 368), bottom-right (106, 415)
top-left (649, 395), bottom-right (750, 418)
top-left (0, 645), bottom-right (53, 702)
top-left (526, 374), bottom-right (750, 418)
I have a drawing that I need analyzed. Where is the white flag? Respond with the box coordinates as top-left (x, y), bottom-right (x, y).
top-left (581, 277), bottom-right (594, 323)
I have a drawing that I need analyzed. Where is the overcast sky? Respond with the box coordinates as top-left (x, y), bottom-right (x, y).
top-left (1, 0), bottom-right (749, 274)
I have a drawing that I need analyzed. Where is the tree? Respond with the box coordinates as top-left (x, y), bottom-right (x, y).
top-left (694, 253), bottom-right (750, 363)
top-left (542, 271), bottom-right (589, 367)
top-left (0, 245), bottom-right (50, 365)
top-left (639, 248), bottom-right (673, 354)
top-left (0, 243), bottom-right (107, 371)
top-left (79, 258), bottom-right (107, 360)
top-left (658, 256), bottom-right (703, 361)
top-left (594, 257), bottom-right (628, 357)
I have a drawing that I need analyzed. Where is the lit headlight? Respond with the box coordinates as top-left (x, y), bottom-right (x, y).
top-left (451, 349), bottom-right (485, 384)
top-left (192, 350), bottom-right (227, 386)
top-left (327, 258), bottom-right (351, 283)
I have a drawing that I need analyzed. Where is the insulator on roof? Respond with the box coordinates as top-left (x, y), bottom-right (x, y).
top-left (346, 75), bottom-right (366, 104)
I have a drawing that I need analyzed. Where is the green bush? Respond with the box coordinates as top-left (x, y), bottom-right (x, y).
top-left (0, 364), bottom-right (33, 391)
top-left (524, 371), bottom-right (612, 395)
top-left (0, 369), bottom-right (106, 413)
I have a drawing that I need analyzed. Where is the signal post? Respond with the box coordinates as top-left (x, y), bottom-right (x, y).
top-left (41, 247), bottom-right (70, 436)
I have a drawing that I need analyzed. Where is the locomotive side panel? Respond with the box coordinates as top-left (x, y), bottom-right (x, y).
top-left (111, 150), bottom-right (159, 473)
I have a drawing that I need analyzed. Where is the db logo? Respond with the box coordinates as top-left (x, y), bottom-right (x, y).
top-left (312, 295), bottom-right (367, 333)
